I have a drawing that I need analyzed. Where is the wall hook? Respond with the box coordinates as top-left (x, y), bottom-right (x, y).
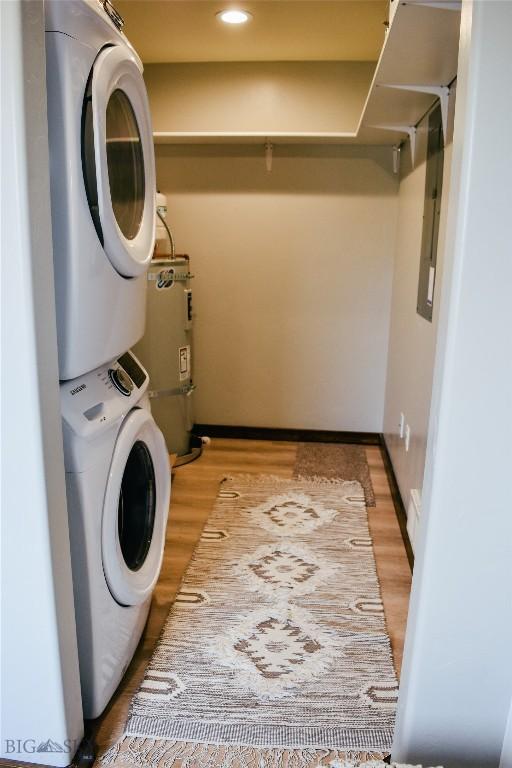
top-left (370, 125), bottom-right (417, 166)
top-left (265, 141), bottom-right (273, 173)
top-left (392, 145), bottom-right (401, 175)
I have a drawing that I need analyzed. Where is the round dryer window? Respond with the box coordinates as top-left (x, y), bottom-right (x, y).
top-left (102, 408), bottom-right (171, 606)
top-left (105, 89), bottom-right (145, 241)
top-left (86, 45), bottom-right (156, 277)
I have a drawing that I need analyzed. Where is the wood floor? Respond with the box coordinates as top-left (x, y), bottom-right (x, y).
top-left (93, 439), bottom-right (412, 756)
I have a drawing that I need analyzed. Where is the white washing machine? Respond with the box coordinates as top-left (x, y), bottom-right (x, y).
top-left (45, 0), bottom-right (156, 381)
top-left (61, 351), bottom-right (171, 718)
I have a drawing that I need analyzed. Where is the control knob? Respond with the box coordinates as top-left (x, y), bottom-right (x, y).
top-left (108, 367), bottom-right (134, 396)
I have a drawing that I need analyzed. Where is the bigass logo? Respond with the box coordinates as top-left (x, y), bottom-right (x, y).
top-left (70, 384), bottom-right (86, 396)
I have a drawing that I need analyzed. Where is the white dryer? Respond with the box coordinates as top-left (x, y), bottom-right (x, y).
top-left (61, 351), bottom-right (170, 718)
top-left (45, 0), bottom-right (156, 381)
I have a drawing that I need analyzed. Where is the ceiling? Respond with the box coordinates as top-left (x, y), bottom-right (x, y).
top-left (116, 1), bottom-right (388, 64)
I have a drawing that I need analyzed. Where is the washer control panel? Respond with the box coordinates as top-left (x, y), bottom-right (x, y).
top-left (61, 351), bottom-right (149, 438)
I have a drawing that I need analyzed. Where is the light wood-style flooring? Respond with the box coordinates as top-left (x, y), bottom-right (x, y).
top-left (93, 439), bottom-right (412, 755)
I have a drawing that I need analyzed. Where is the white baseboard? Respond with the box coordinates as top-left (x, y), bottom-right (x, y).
top-left (407, 489), bottom-right (422, 553)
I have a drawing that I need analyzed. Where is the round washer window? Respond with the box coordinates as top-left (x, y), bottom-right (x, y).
top-left (118, 440), bottom-right (156, 571)
top-left (106, 88), bottom-right (145, 240)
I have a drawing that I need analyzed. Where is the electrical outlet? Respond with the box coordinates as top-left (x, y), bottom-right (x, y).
top-left (405, 424), bottom-right (411, 452)
top-left (399, 412), bottom-right (405, 439)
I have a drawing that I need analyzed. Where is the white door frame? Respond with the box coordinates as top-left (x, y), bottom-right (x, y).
top-left (0, 1), bottom-right (83, 764)
top-left (393, 1), bottom-right (512, 765)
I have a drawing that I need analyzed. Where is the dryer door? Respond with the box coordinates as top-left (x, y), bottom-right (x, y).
top-left (102, 408), bottom-right (170, 606)
top-left (85, 45), bottom-right (156, 277)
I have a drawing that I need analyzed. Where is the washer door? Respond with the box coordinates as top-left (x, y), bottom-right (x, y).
top-left (85, 45), bottom-right (156, 277)
top-left (102, 408), bottom-right (170, 606)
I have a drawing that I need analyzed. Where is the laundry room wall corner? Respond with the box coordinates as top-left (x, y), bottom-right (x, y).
top-left (1, 1), bottom-right (83, 763)
top-left (382, 89), bottom-right (456, 510)
top-left (155, 144), bottom-right (398, 432)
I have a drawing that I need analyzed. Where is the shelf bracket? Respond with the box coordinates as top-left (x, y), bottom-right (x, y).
top-left (370, 125), bottom-right (417, 166)
top-left (377, 84), bottom-right (451, 139)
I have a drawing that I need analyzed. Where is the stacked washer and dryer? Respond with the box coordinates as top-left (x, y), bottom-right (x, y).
top-left (45, 0), bottom-right (170, 718)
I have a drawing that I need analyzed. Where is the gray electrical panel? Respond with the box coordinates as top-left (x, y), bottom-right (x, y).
top-left (417, 103), bottom-right (444, 322)
top-left (133, 257), bottom-right (194, 457)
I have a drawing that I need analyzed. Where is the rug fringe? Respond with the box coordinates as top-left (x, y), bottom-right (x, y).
top-left (222, 474), bottom-right (364, 492)
top-left (294, 474), bottom-right (365, 491)
top-left (99, 736), bottom-right (390, 768)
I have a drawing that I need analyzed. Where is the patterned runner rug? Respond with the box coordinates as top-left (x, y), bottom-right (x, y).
top-left (102, 475), bottom-right (398, 768)
top-left (293, 444), bottom-right (376, 507)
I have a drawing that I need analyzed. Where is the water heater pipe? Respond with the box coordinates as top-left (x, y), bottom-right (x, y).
top-left (156, 207), bottom-right (176, 260)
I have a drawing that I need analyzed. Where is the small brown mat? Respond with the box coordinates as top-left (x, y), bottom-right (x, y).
top-left (294, 443), bottom-right (376, 507)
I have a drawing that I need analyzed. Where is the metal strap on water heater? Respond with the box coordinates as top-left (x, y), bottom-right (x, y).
top-left (148, 383), bottom-right (197, 399)
top-left (147, 271), bottom-right (194, 283)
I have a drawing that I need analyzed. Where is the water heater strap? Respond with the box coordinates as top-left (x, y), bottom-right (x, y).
top-left (148, 384), bottom-right (197, 399)
top-left (147, 272), bottom-right (194, 283)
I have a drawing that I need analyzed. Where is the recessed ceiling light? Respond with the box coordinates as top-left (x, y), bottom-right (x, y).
top-left (216, 9), bottom-right (253, 25)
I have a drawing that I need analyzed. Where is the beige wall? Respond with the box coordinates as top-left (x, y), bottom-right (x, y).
top-left (145, 61), bottom-right (375, 134)
top-left (383, 94), bottom-right (455, 503)
top-left (156, 144), bottom-right (398, 431)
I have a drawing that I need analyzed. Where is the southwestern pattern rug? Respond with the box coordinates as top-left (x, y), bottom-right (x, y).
top-left (293, 444), bottom-right (376, 507)
top-left (102, 475), bottom-right (398, 768)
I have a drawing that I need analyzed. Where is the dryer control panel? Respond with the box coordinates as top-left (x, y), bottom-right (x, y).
top-left (61, 351), bottom-right (149, 439)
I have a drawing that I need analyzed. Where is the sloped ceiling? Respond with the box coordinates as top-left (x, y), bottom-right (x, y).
top-left (116, 0), bottom-right (388, 64)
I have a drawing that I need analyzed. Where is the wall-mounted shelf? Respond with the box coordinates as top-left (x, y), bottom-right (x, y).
top-left (152, 0), bottom-right (461, 147)
top-left (148, 61), bottom-right (374, 146)
top-left (359, 0), bottom-right (461, 146)
top-left (154, 132), bottom-right (353, 145)
top-left (153, 129), bottom-right (402, 146)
